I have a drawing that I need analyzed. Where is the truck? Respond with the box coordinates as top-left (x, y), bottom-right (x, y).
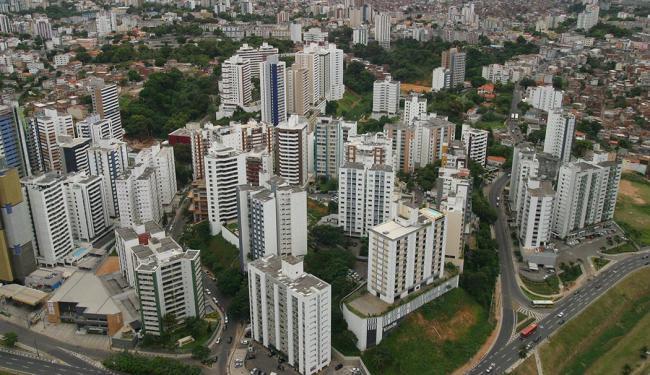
top-left (520, 323), bottom-right (539, 338)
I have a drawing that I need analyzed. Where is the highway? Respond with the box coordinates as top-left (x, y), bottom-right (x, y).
top-left (471, 173), bottom-right (650, 374)
top-left (471, 252), bottom-right (649, 374)
top-left (0, 350), bottom-right (109, 375)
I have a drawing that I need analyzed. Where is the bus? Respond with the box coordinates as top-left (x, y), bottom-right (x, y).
top-left (531, 300), bottom-right (554, 307)
top-left (520, 323), bottom-right (539, 338)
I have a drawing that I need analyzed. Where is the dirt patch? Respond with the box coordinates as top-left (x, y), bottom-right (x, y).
top-left (411, 305), bottom-right (477, 341)
top-left (619, 179), bottom-right (646, 205)
top-left (401, 83), bottom-right (431, 94)
top-left (96, 256), bottom-right (120, 276)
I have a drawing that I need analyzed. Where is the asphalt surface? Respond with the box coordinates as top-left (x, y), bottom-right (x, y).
top-left (0, 350), bottom-right (109, 375)
top-left (471, 253), bottom-right (650, 374)
top-left (203, 271), bottom-right (240, 375)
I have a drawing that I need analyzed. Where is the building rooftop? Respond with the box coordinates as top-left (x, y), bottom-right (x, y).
top-left (250, 255), bottom-right (329, 297)
top-left (49, 271), bottom-right (121, 315)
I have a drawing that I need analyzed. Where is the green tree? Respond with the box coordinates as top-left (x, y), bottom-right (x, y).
top-left (191, 345), bottom-right (210, 361)
top-left (2, 332), bottom-right (17, 347)
top-left (162, 312), bottom-right (178, 333)
top-left (127, 69), bottom-right (142, 82)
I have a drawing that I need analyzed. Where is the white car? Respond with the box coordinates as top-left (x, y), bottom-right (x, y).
top-left (216, 337), bottom-right (221, 344)
top-left (557, 311), bottom-right (565, 318)
top-left (212, 297), bottom-right (218, 304)
top-left (241, 339), bottom-right (249, 345)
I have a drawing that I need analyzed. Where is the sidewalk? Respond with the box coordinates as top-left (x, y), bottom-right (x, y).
top-left (227, 324), bottom-right (248, 375)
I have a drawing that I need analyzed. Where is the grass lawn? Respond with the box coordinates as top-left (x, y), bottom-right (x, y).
top-left (538, 269), bottom-right (650, 375)
top-left (336, 90), bottom-right (372, 120)
top-left (602, 242), bottom-right (637, 254)
top-left (521, 275), bottom-right (560, 296)
top-left (475, 120), bottom-right (505, 130)
top-left (558, 263), bottom-right (582, 284)
top-left (615, 172), bottom-right (650, 246)
top-left (511, 353), bottom-right (539, 375)
top-left (591, 257), bottom-right (610, 270)
top-left (361, 289), bottom-right (494, 375)
top-left (516, 311), bottom-right (528, 323)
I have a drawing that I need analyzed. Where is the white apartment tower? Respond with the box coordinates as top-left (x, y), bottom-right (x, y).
top-left (63, 173), bottom-right (110, 243)
top-left (75, 114), bottom-right (117, 143)
top-left (87, 138), bottom-right (128, 217)
top-left (441, 48), bottom-right (466, 87)
top-left (275, 116), bottom-right (309, 187)
top-left (248, 255), bottom-right (331, 375)
top-left (374, 12), bottom-right (391, 48)
top-left (116, 164), bottom-right (161, 228)
top-left (236, 42), bottom-right (279, 78)
top-left (237, 176), bottom-right (307, 268)
top-left (431, 67), bottom-right (451, 92)
top-left (577, 4), bottom-right (599, 31)
top-left (353, 26), bottom-right (368, 46)
top-left (32, 109), bottom-right (74, 172)
top-left (367, 202), bottom-right (447, 304)
top-left (403, 93), bottom-right (427, 125)
top-left (205, 145), bottom-right (247, 234)
top-left (519, 179), bottom-right (555, 249)
top-left (91, 83), bottom-right (124, 140)
top-left (22, 173), bottom-right (74, 265)
top-left (220, 55), bottom-right (253, 110)
top-left (313, 117), bottom-right (357, 178)
top-left (461, 124), bottom-right (489, 166)
top-left (526, 85), bottom-right (563, 113)
top-left (543, 109), bottom-right (575, 163)
top-left (338, 133), bottom-right (394, 237)
top-left (372, 75), bottom-right (400, 117)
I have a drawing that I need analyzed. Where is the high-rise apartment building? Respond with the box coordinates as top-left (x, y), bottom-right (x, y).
top-left (220, 55), bottom-right (253, 111)
top-left (32, 108), bottom-right (74, 173)
top-left (237, 42), bottom-right (279, 78)
top-left (441, 48), bottom-right (466, 87)
top-left (577, 4), bottom-right (599, 31)
top-left (87, 138), bottom-right (129, 217)
top-left (543, 109), bottom-right (575, 163)
top-left (237, 176), bottom-right (307, 268)
top-left (367, 202), bottom-right (447, 304)
top-left (431, 67), bottom-right (451, 92)
top-left (352, 26), bottom-right (368, 46)
top-left (372, 75), bottom-right (400, 117)
top-left (75, 114), bottom-right (117, 143)
top-left (248, 255), bottom-right (331, 375)
top-left (63, 173), bottom-right (110, 243)
top-left (91, 82), bottom-right (124, 140)
top-left (260, 55), bottom-right (287, 126)
top-left (0, 104), bottom-right (31, 177)
top-left (275, 116), bottom-right (308, 186)
top-left (58, 135), bottom-right (91, 174)
top-left (519, 179), bottom-right (555, 249)
top-left (374, 12), bottom-right (391, 48)
top-left (286, 66), bottom-right (310, 116)
top-left (34, 17), bottom-right (52, 39)
top-left (0, 163), bottom-right (37, 283)
top-left (22, 173), bottom-right (74, 265)
top-left (313, 117), bottom-right (357, 178)
top-left (461, 124), bottom-right (489, 166)
top-left (338, 133), bottom-right (394, 237)
top-left (403, 93), bottom-right (427, 125)
top-left (205, 145), bottom-right (247, 234)
top-left (526, 85), bottom-right (563, 113)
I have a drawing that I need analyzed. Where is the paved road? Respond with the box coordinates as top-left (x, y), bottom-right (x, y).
top-left (471, 253), bottom-right (650, 374)
top-left (203, 271), bottom-right (240, 375)
top-left (0, 350), bottom-right (109, 375)
top-left (0, 320), bottom-right (111, 372)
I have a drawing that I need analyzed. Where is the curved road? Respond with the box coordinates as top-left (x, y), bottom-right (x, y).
top-left (471, 174), bottom-right (650, 374)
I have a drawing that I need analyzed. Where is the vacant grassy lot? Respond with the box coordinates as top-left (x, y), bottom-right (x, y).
top-left (511, 354), bottom-right (539, 375)
top-left (615, 172), bottom-right (650, 246)
top-left (307, 198), bottom-right (328, 227)
top-left (538, 269), bottom-right (650, 375)
top-left (591, 257), bottom-right (610, 271)
top-left (603, 241), bottom-right (637, 254)
top-left (521, 274), bottom-right (560, 296)
top-left (336, 90), bottom-right (372, 121)
top-left (362, 289), bottom-right (493, 375)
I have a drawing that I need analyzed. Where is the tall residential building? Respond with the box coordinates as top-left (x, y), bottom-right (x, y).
top-left (441, 48), bottom-right (466, 87)
top-left (383, 122), bottom-right (413, 173)
top-left (553, 160), bottom-right (621, 239)
top-left (63, 173), bottom-right (110, 243)
top-left (91, 83), bottom-right (124, 140)
top-left (115, 221), bottom-right (167, 287)
top-left (116, 163), bottom-right (161, 228)
top-left (220, 55), bottom-right (253, 111)
top-left (58, 136), bottom-right (91, 174)
top-left (34, 17), bottom-right (53, 39)
top-left (313, 117), bottom-right (357, 178)
top-left (372, 75), bottom-right (400, 117)
top-left (431, 67), bottom-right (451, 92)
top-left (95, 11), bottom-right (115, 36)
top-left (374, 12), bottom-right (391, 48)
top-left (338, 133), bottom-right (394, 237)
top-left (519, 179), bottom-right (555, 249)
top-left (0, 164), bottom-right (37, 283)
top-left (367, 202), bottom-right (447, 304)
top-left (352, 26), bottom-right (368, 46)
top-left (32, 109), bottom-right (74, 172)
top-left (260, 55), bottom-right (287, 126)
top-left (237, 176), bottom-right (307, 268)
top-left (577, 4), bottom-right (599, 31)
top-left (88, 138), bottom-right (129, 217)
top-left (0, 104), bottom-right (31, 177)
top-left (236, 42), bottom-right (279, 78)
top-left (129, 225), bottom-right (204, 335)
top-left (286, 66), bottom-right (310, 116)
top-left (248, 255), bottom-right (331, 375)
top-left (303, 27), bottom-right (328, 43)
top-left (403, 93), bottom-right (427, 125)
top-left (461, 124), bottom-right (489, 166)
top-left (526, 85), bottom-right (563, 113)
top-left (439, 195), bottom-right (466, 268)
top-left (293, 43), bottom-right (344, 103)
top-left (275, 116), bottom-right (308, 186)
top-left (290, 22), bottom-right (302, 43)
top-left (75, 114), bottom-right (117, 143)
top-left (543, 109), bottom-right (575, 163)
top-left (0, 14), bottom-right (13, 34)
top-left (22, 173), bottom-right (74, 265)
top-left (509, 146), bottom-right (559, 223)
top-left (205, 145), bottom-right (247, 234)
